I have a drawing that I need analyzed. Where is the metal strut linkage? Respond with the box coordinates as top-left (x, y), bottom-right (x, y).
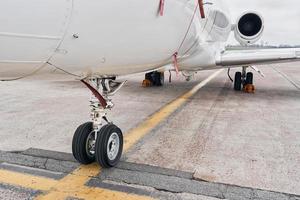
top-left (81, 78), bottom-right (126, 131)
top-left (242, 66), bottom-right (248, 84)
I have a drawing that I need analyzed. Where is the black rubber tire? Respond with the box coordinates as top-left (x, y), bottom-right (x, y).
top-left (234, 72), bottom-right (242, 91)
top-left (95, 124), bottom-right (123, 168)
top-left (159, 72), bottom-right (165, 86)
top-left (145, 72), bottom-right (153, 82)
top-left (246, 72), bottom-right (253, 85)
top-left (72, 122), bottom-right (95, 164)
top-left (153, 72), bottom-right (164, 86)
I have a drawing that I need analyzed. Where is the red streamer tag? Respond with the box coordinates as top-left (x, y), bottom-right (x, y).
top-left (198, 0), bottom-right (205, 18)
top-left (81, 80), bottom-right (107, 108)
top-left (159, 0), bottom-right (165, 16)
top-left (173, 52), bottom-right (179, 75)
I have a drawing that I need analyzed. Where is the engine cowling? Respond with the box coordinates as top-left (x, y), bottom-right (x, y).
top-left (234, 12), bottom-right (264, 45)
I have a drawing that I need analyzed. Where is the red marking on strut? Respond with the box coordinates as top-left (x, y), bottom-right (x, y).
top-left (173, 52), bottom-right (179, 75)
top-left (159, 0), bottom-right (165, 16)
top-left (198, 0), bottom-right (205, 18)
top-left (81, 80), bottom-right (107, 108)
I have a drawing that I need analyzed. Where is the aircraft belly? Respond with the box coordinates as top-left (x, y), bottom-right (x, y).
top-left (0, 0), bottom-right (232, 78)
top-left (179, 42), bottom-right (219, 71)
top-left (49, 0), bottom-right (202, 76)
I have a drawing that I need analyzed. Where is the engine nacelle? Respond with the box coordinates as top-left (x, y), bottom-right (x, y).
top-left (234, 12), bottom-right (264, 45)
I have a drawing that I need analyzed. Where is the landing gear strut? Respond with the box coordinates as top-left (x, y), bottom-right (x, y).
top-left (72, 78), bottom-right (126, 168)
top-left (234, 66), bottom-right (254, 92)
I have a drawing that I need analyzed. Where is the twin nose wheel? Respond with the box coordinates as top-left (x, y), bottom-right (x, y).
top-left (72, 122), bottom-right (123, 168)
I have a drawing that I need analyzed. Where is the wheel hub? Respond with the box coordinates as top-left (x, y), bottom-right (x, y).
top-left (107, 132), bottom-right (120, 161)
top-left (86, 131), bottom-right (96, 157)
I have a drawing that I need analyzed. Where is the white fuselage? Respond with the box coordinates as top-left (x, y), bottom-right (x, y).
top-left (0, 0), bottom-right (232, 79)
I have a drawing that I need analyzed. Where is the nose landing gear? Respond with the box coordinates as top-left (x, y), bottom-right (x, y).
top-left (72, 78), bottom-right (126, 168)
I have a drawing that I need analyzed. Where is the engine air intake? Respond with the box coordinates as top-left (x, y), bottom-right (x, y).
top-left (234, 12), bottom-right (264, 45)
top-left (238, 13), bottom-right (263, 37)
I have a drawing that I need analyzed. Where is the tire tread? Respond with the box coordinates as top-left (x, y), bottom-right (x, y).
top-left (72, 122), bottom-right (95, 164)
top-left (95, 124), bottom-right (123, 168)
top-left (234, 72), bottom-right (242, 91)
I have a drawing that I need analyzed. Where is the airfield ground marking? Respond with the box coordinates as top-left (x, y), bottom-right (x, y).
top-left (34, 163), bottom-right (152, 200)
top-left (0, 69), bottom-right (223, 200)
top-left (272, 66), bottom-right (300, 90)
top-left (0, 169), bottom-right (59, 191)
top-left (123, 69), bottom-right (224, 151)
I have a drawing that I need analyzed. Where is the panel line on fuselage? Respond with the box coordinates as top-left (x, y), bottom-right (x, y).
top-left (0, 32), bottom-right (62, 40)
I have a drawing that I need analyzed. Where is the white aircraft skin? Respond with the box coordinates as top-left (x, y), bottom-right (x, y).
top-left (1, 0), bottom-right (299, 81)
top-left (0, 0), bottom-right (233, 79)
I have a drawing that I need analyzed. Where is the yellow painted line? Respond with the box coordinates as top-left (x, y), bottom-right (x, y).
top-left (124, 69), bottom-right (223, 151)
top-left (35, 164), bottom-right (152, 200)
top-left (0, 69), bottom-right (223, 200)
top-left (0, 169), bottom-right (58, 191)
top-left (36, 187), bottom-right (152, 200)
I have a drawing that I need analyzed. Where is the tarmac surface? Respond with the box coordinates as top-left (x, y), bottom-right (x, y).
top-left (0, 62), bottom-right (299, 199)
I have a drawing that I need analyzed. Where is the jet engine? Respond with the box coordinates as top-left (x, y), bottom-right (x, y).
top-left (234, 12), bottom-right (264, 45)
